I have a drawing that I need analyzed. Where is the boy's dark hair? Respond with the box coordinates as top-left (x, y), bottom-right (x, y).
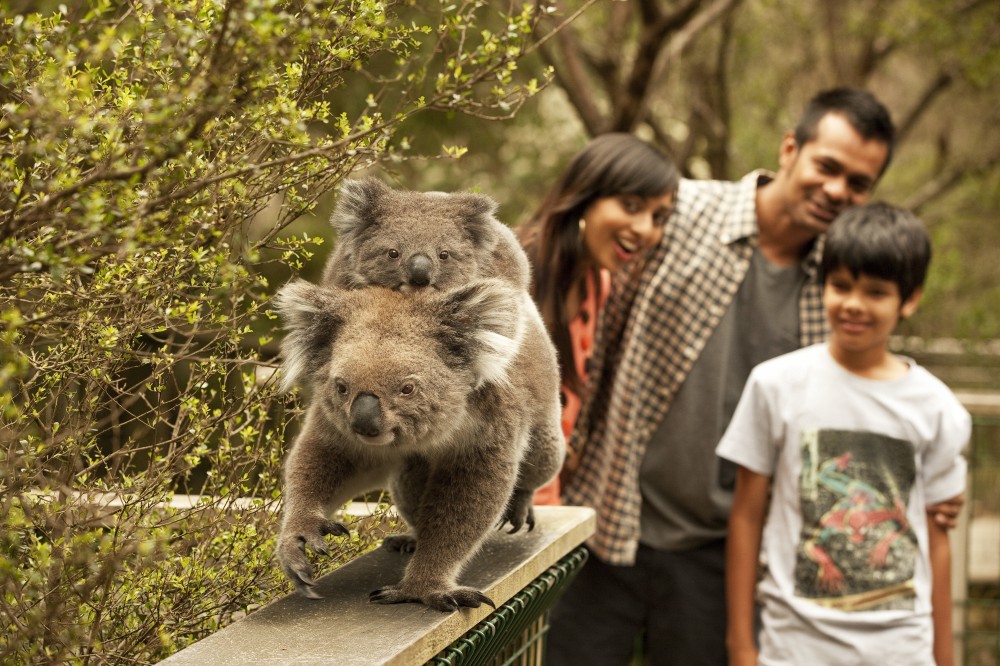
top-left (794, 87), bottom-right (896, 176)
top-left (820, 202), bottom-right (931, 303)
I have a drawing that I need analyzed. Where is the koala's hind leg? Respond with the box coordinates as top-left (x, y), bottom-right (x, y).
top-left (500, 418), bottom-right (565, 533)
top-left (382, 534), bottom-right (417, 553)
top-left (369, 427), bottom-right (522, 611)
top-left (499, 488), bottom-right (536, 534)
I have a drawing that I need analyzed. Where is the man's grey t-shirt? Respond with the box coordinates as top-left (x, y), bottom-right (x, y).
top-left (640, 248), bottom-right (806, 551)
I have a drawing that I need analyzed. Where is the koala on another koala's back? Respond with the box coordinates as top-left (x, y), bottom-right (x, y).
top-left (274, 279), bottom-right (564, 611)
top-left (320, 178), bottom-right (564, 534)
top-left (321, 178), bottom-right (530, 293)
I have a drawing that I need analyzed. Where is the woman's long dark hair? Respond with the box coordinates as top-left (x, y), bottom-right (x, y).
top-left (519, 133), bottom-right (679, 393)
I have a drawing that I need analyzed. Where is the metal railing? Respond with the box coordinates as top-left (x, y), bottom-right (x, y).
top-left (958, 414), bottom-right (1000, 666)
top-left (431, 547), bottom-right (589, 666)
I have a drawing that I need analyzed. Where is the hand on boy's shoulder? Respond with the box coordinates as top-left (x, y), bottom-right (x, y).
top-left (927, 493), bottom-right (964, 529)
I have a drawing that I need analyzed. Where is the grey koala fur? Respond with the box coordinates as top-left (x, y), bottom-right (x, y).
top-left (319, 178), bottom-right (565, 538)
top-left (321, 177), bottom-right (531, 293)
top-left (274, 279), bottom-right (564, 611)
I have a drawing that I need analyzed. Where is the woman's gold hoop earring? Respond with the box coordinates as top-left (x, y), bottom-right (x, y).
top-left (579, 217), bottom-right (586, 239)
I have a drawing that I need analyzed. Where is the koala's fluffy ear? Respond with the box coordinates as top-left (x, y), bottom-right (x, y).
top-left (329, 178), bottom-right (390, 242)
top-left (433, 279), bottom-right (523, 387)
top-left (274, 280), bottom-right (347, 391)
top-left (451, 192), bottom-right (500, 249)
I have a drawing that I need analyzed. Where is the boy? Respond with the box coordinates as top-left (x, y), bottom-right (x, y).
top-left (717, 202), bottom-right (970, 666)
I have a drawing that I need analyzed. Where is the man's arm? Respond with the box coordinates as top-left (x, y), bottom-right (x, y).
top-left (928, 514), bottom-right (955, 666)
top-left (927, 493), bottom-right (964, 529)
top-left (726, 465), bottom-right (771, 666)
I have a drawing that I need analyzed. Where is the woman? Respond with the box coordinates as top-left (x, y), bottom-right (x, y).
top-left (518, 133), bottom-right (679, 504)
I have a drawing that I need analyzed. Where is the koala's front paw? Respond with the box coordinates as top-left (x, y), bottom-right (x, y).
top-left (277, 519), bottom-right (349, 599)
top-left (498, 489), bottom-right (535, 534)
top-left (369, 584), bottom-right (496, 612)
top-left (381, 533), bottom-right (417, 553)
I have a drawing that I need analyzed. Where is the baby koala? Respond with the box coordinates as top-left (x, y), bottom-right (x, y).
top-left (321, 178), bottom-right (531, 293)
top-left (274, 279), bottom-right (564, 611)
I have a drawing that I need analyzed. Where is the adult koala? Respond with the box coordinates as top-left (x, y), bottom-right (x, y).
top-left (274, 280), bottom-right (564, 611)
top-left (319, 178), bottom-right (564, 535)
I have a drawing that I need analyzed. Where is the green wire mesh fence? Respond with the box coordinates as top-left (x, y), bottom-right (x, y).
top-left (430, 546), bottom-right (589, 666)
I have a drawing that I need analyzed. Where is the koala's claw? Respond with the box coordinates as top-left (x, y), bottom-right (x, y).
top-left (369, 585), bottom-right (496, 612)
top-left (506, 508), bottom-right (536, 534)
top-left (428, 588), bottom-right (496, 612)
top-left (446, 589), bottom-right (497, 610)
top-left (322, 520), bottom-right (350, 538)
top-left (369, 585), bottom-right (415, 605)
top-left (381, 534), bottom-right (417, 553)
top-left (297, 579), bottom-right (323, 600)
top-left (279, 554), bottom-right (323, 600)
top-left (498, 496), bottom-right (535, 534)
top-left (277, 519), bottom-right (350, 599)
top-left (296, 519), bottom-right (349, 556)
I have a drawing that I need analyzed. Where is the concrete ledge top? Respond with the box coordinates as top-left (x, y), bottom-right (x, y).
top-left (160, 505), bottom-right (596, 666)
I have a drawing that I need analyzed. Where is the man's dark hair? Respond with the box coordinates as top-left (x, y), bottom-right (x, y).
top-left (820, 202), bottom-right (931, 303)
top-left (794, 87), bottom-right (896, 175)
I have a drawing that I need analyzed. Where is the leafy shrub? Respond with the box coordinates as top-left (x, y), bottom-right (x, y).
top-left (0, 0), bottom-right (550, 662)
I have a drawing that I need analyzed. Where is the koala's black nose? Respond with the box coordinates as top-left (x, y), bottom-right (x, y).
top-left (350, 393), bottom-right (382, 437)
top-left (406, 254), bottom-right (433, 287)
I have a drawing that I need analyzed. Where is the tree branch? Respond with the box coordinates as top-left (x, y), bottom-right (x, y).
top-left (537, 2), bottom-right (607, 135)
top-left (634, 0), bottom-right (742, 134)
top-left (895, 70), bottom-right (954, 144)
top-left (611, 0), bottom-right (703, 131)
top-left (855, 0), bottom-right (896, 80)
top-left (904, 153), bottom-right (1000, 213)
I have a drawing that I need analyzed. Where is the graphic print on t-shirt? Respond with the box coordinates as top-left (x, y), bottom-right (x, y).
top-left (794, 428), bottom-right (918, 611)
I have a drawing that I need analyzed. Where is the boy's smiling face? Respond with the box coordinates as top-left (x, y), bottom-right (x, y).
top-left (823, 265), bottom-right (922, 373)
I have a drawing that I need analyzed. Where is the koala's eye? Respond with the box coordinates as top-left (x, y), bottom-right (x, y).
top-left (438, 250), bottom-right (449, 260)
top-left (387, 249), bottom-right (400, 259)
top-left (400, 383), bottom-right (415, 396)
top-left (335, 381), bottom-right (348, 396)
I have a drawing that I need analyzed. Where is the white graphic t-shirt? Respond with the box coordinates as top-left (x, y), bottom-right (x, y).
top-left (717, 343), bottom-right (969, 665)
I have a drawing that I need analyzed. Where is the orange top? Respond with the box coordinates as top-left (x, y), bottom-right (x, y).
top-left (533, 269), bottom-right (611, 506)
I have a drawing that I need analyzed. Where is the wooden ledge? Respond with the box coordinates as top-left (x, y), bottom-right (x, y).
top-left (161, 506), bottom-right (595, 665)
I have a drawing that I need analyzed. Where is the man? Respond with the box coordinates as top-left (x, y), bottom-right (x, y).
top-left (547, 88), bottom-right (961, 665)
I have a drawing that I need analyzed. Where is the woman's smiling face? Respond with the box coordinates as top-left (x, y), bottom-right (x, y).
top-left (581, 192), bottom-right (674, 272)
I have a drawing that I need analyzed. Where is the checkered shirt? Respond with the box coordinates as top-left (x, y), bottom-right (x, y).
top-left (563, 171), bottom-right (829, 565)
